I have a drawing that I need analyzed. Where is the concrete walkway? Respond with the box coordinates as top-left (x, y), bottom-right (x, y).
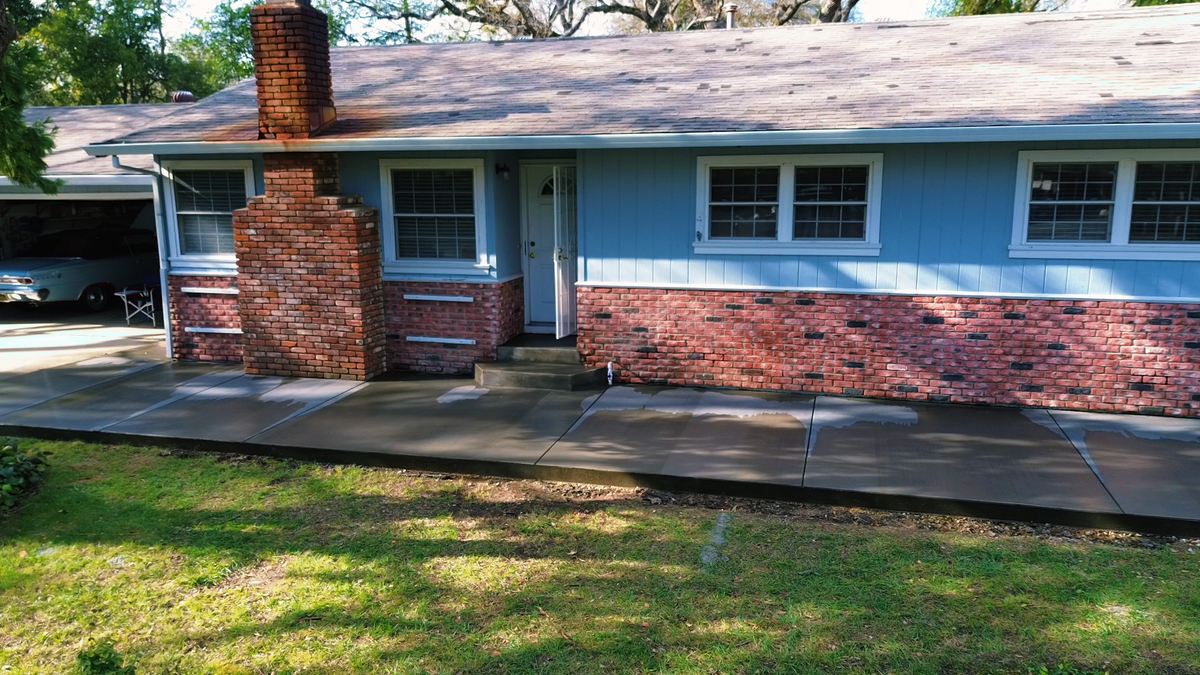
top-left (0, 304), bottom-right (165, 379)
top-left (2, 351), bottom-right (1198, 535)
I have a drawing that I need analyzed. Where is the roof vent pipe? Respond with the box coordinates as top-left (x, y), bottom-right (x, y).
top-left (724, 3), bottom-right (738, 29)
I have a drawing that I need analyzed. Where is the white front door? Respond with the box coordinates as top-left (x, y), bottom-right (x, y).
top-left (523, 164), bottom-right (572, 329)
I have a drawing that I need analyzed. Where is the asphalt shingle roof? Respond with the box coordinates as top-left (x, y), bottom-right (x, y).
top-left (101, 4), bottom-right (1200, 146)
top-left (24, 104), bottom-right (190, 174)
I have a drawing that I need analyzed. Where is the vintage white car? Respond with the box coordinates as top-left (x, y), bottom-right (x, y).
top-left (0, 229), bottom-right (159, 311)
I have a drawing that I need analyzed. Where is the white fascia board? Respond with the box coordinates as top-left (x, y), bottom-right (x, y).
top-left (0, 175), bottom-right (154, 187)
top-left (84, 123), bottom-right (1200, 156)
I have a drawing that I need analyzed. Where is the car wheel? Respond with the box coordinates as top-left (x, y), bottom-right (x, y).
top-left (81, 285), bottom-right (111, 312)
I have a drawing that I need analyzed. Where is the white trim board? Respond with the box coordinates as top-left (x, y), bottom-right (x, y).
top-left (405, 336), bottom-right (477, 345)
top-left (86, 123), bottom-right (1200, 156)
top-left (180, 286), bottom-right (238, 295)
top-left (0, 191), bottom-right (153, 200)
top-left (574, 281), bottom-right (1200, 305)
top-left (403, 294), bottom-right (473, 302)
top-left (0, 175), bottom-right (154, 188)
top-left (168, 269), bottom-right (237, 278)
top-left (183, 326), bottom-right (243, 334)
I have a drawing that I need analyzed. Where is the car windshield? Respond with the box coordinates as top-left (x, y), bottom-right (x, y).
top-left (25, 232), bottom-right (130, 260)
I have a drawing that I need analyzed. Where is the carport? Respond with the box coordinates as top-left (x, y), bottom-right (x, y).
top-left (1, 104), bottom-right (192, 368)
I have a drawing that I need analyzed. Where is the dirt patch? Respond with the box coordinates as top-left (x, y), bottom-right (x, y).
top-left (158, 449), bottom-right (1200, 552)
top-left (212, 557), bottom-right (290, 592)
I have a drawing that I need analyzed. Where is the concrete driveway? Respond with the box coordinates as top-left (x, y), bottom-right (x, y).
top-left (0, 303), bottom-right (165, 378)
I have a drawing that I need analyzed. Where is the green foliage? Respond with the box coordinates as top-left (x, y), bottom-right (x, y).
top-left (174, 0), bottom-right (360, 98)
top-left (171, 1), bottom-right (253, 96)
top-left (75, 639), bottom-right (135, 675)
top-left (0, 0), bottom-right (57, 193)
top-left (25, 0), bottom-right (215, 105)
top-left (930, 0), bottom-right (1052, 15)
top-left (930, 0), bottom-right (1195, 19)
top-left (6, 0), bottom-right (46, 33)
top-left (0, 437), bottom-right (50, 509)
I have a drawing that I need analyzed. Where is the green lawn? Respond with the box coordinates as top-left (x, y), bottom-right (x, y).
top-left (2, 440), bottom-right (1199, 674)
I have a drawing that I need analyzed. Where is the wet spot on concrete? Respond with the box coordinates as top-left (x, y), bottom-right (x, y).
top-left (569, 386), bottom-right (812, 433)
top-left (438, 386), bottom-right (490, 404)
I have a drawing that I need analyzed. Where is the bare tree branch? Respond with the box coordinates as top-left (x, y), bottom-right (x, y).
top-left (341, 0), bottom-right (861, 42)
top-left (817, 0), bottom-right (858, 22)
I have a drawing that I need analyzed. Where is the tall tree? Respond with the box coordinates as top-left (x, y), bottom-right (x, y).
top-left (0, 0), bottom-right (57, 193)
top-left (26, 0), bottom-right (212, 105)
top-left (175, 0), bottom-right (359, 94)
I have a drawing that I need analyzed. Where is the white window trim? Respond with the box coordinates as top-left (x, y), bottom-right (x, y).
top-left (1010, 149), bottom-right (1200, 261)
top-left (379, 158), bottom-right (491, 277)
top-left (694, 153), bottom-right (883, 256)
top-left (160, 159), bottom-right (255, 275)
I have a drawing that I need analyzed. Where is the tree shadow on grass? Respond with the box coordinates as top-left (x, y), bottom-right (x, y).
top-left (4, 449), bottom-right (1199, 674)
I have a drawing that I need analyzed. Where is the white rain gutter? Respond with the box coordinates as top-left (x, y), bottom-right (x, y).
top-left (83, 123), bottom-right (1200, 156)
top-left (0, 175), bottom-right (153, 187)
top-left (110, 156), bottom-right (176, 359)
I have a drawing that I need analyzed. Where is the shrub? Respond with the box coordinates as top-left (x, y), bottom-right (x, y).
top-left (0, 438), bottom-right (49, 509)
top-left (75, 638), bottom-right (135, 675)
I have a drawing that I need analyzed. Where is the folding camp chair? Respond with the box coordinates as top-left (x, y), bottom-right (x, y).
top-left (115, 275), bottom-right (161, 327)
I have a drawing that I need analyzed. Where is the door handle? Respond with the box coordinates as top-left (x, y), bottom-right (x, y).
top-left (530, 253), bottom-right (537, 258)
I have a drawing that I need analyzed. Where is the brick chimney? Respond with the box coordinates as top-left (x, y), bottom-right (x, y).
top-left (249, 0), bottom-right (337, 139)
top-left (232, 0), bottom-right (385, 381)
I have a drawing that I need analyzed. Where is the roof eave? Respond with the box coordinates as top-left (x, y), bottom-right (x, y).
top-left (0, 175), bottom-right (155, 187)
top-left (84, 123), bottom-right (1200, 157)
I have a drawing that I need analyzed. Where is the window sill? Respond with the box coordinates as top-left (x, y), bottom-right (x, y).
top-left (693, 241), bottom-right (882, 257)
top-left (167, 255), bottom-right (237, 277)
top-left (383, 260), bottom-right (492, 277)
top-left (1008, 244), bottom-right (1200, 261)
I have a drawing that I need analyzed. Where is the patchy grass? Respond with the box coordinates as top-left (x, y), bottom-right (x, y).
top-left (1, 440), bottom-right (1199, 674)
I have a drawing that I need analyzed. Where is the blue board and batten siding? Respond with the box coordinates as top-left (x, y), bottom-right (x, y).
top-left (577, 141), bottom-right (1200, 301)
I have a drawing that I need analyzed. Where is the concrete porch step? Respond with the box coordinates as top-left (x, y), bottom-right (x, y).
top-left (496, 345), bottom-right (581, 364)
top-left (475, 361), bottom-right (606, 391)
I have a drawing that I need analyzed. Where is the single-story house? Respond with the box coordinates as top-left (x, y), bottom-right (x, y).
top-left (83, 0), bottom-right (1200, 417)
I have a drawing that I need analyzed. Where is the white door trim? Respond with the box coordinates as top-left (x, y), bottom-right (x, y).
top-left (519, 160), bottom-right (576, 332)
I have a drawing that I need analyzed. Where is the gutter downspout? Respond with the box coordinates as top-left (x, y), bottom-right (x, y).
top-left (111, 156), bottom-right (174, 360)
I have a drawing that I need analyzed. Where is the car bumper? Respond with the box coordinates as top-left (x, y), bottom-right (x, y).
top-left (0, 286), bottom-right (50, 303)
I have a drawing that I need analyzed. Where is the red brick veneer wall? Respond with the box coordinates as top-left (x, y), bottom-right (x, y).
top-left (384, 279), bottom-right (524, 374)
top-left (249, 0), bottom-right (336, 139)
top-left (167, 275), bottom-right (242, 363)
top-left (577, 288), bottom-right (1200, 417)
top-left (233, 153), bottom-right (386, 380)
